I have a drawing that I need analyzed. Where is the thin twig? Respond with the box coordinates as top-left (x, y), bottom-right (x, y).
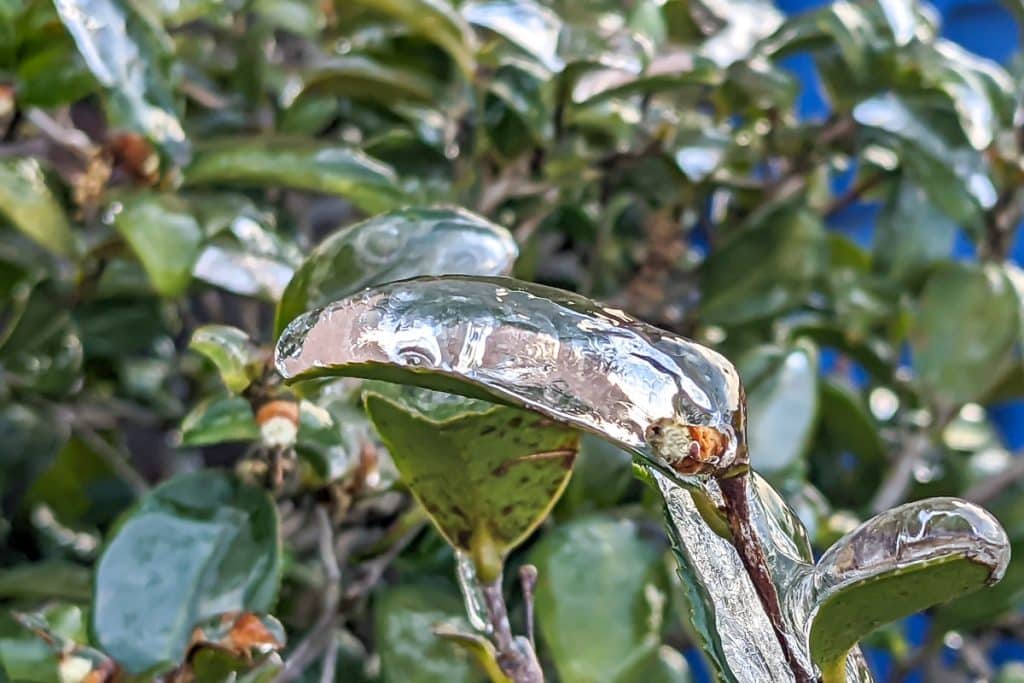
top-left (279, 507), bottom-right (342, 682)
top-left (481, 578), bottom-right (544, 683)
top-left (25, 108), bottom-right (95, 159)
top-left (965, 453), bottom-right (1024, 504)
top-left (319, 634), bottom-right (339, 683)
top-left (870, 430), bottom-right (933, 514)
top-left (519, 565), bottom-right (538, 648)
top-left (71, 421), bottom-right (149, 496)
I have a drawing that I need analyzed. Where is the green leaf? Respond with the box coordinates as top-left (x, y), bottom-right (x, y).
top-left (274, 207), bottom-right (517, 336)
top-left (349, 0), bottom-right (476, 78)
top-left (810, 380), bottom-right (886, 510)
top-left (299, 55), bottom-right (438, 105)
top-left (374, 582), bottom-right (484, 683)
top-left (0, 563), bottom-right (91, 603)
top-left (180, 396), bottom-right (258, 447)
top-left (0, 604), bottom-right (94, 683)
top-left (364, 386), bottom-right (577, 581)
top-left (462, 0), bottom-right (562, 71)
top-left (530, 517), bottom-right (664, 683)
top-left (92, 470), bottom-right (280, 674)
top-left (807, 498), bottom-right (1009, 678)
top-left (112, 194), bottom-right (203, 298)
top-left (740, 341), bottom-right (818, 481)
top-left (184, 139), bottom-right (407, 215)
top-left (853, 94), bottom-right (995, 228)
top-left (14, 43), bottom-right (97, 108)
top-left (699, 207), bottom-right (826, 326)
top-left (874, 178), bottom-right (958, 281)
top-left (910, 262), bottom-right (1020, 408)
top-left (0, 159), bottom-right (77, 258)
top-left (24, 437), bottom-right (135, 528)
top-left (614, 646), bottom-right (691, 683)
top-left (189, 325), bottom-right (259, 394)
top-left (53, 0), bottom-right (190, 165)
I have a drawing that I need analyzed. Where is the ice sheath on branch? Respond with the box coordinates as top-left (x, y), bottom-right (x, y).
top-left (275, 274), bottom-right (1010, 683)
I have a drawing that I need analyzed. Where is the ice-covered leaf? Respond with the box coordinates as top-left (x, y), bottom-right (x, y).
top-left (92, 470), bottom-right (279, 674)
top-left (189, 325), bottom-right (259, 394)
top-left (0, 159), bottom-right (78, 258)
top-left (806, 498), bottom-right (1010, 678)
top-left (184, 139), bottom-right (406, 214)
top-left (529, 517), bottom-right (665, 683)
top-left (364, 386), bottom-right (577, 580)
top-left (275, 208), bottom-right (517, 336)
top-left (910, 263), bottom-right (1019, 409)
top-left (53, 0), bottom-right (189, 164)
top-left (275, 275), bottom-right (744, 468)
top-left (111, 194), bottom-right (203, 298)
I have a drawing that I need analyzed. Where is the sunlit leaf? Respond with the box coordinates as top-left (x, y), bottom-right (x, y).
top-left (0, 159), bottom-right (77, 258)
top-left (112, 194), bottom-right (203, 298)
top-left (184, 139), bottom-right (406, 214)
top-left (274, 208), bottom-right (517, 336)
top-left (53, 0), bottom-right (190, 164)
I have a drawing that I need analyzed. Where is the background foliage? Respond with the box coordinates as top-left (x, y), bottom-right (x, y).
top-left (3, 0), bottom-right (1024, 680)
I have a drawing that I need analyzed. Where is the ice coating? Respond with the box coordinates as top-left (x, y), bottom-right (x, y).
top-left (274, 209), bottom-right (518, 335)
top-left (275, 275), bottom-right (744, 464)
top-left (655, 470), bottom-right (803, 682)
top-left (809, 497), bottom-right (1010, 604)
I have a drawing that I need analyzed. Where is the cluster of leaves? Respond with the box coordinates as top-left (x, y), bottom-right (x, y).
top-left (3, 0), bottom-right (1024, 680)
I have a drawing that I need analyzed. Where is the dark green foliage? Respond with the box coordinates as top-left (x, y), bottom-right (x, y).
top-left (1, 0), bottom-right (1023, 680)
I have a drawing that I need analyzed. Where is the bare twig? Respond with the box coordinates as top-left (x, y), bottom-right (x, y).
top-left (965, 453), bottom-right (1024, 504)
top-left (870, 430), bottom-right (933, 514)
top-left (71, 421), bottom-right (149, 496)
top-left (481, 578), bottom-right (544, 683)
top-left (519, 565), bottom-right (538, 648)
top-left (25, 108), bottom-right (96, 159)
top-left (279, 507), bottom-right (343, 682)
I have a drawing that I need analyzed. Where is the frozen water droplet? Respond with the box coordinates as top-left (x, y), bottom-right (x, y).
top-left (357, 223), bottom-right (406, 265)
top-left (455, 551), bottom-right (492, 634)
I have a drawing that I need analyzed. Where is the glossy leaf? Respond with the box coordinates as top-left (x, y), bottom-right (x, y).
top-left (374, 582), bottom-right (484, 683)
top-left (741, 342), bottom-right (819, 481)
top-left (806, 498), bottom-right (1010, 676)
top-left (874, 179), bottom-right (958, 281)
top-left (180, 396), bottom-right (258, 447)
top-left (910, 263), bottom-right (1020, 409)
top-left (112, 194), bottom-right (203, 298)
top-left (92, 470), bottom-right (280, 673)
top-left (53, 0), bottom-right (189, 164)
top-left (275, 275), bottom-right (745, 468)
top-left (462, 0), bottom-right (563, 71)
top-left (364, 386), bottom-right (578, 581)
top-left (274, 207), bottom-right (517, 336)
top-left (853, 94), bottom-right (995, 227)
top-left (348, 0), bottom-right (476, 78)
top-left (530, 517), bottom-right (664, 683)
top-left (0, 159), bottom-right (77, 258)
top-left (184, 139), bottom-right (406, 214)
top-left (299, 55), bottom-right (437, 105)
top-left (189, 325), bottom-right (259, 394)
